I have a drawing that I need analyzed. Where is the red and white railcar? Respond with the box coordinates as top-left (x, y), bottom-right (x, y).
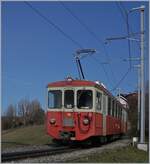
top-left (46, 77), bottom-right (128, 142)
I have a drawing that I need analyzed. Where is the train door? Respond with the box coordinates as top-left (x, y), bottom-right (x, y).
top-left (63, 88), bottom-right (75, 127)
top-left (102, 94), bottom-right (108, 136)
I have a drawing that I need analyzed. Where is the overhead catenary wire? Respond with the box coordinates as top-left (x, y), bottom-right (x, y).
top-left (116, 2), bottom-right (141, 65)
top-left (25, 1), bottom-right (114, 87)
top-left (120, 2), bottom-right (142, 50)
top-left (24, 1), bottom-right (83, 49)
top-left (59, 1), bottom-right (117, 85)
top-left (25, 1), bottom-right (131, 92)
top-left (115, 2), bottom-right (143, 94)
top-left (116, 2), bottom-right (132, 69)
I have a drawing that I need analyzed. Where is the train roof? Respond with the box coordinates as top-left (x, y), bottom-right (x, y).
top-left (47, 78), bottom-right (96, 88)
top-left (47, 77), bottom-right (127, 110)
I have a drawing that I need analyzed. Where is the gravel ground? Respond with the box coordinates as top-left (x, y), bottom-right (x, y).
top-left (13, 139), bottom-right (131, 163)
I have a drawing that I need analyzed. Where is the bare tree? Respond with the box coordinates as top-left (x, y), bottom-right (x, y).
top-left (18, 99), bottom-right (30, 125)
top-left (5, 104), bottom-right (17, 128)
top-left (6, 104), bottom-right (15, 117)
top-left (30, 99), bottom-right (44, 125)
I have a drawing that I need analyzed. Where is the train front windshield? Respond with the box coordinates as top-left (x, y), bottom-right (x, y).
top-left (77, 90), bottom-right (93, 109)
top-left (48, 90), bottom-right (62, 109)
top-left (64, 90), bottom-right (74, 108)
top-left (48, 89), bottom-right (93, 110)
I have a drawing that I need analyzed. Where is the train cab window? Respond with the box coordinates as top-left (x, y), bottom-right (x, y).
top-left (96, 92), bottom-right (102, 111)
top-left (77, 90), bottom-right (93, 109)
top-left (64, 90), bottom-right (74, 109)
top-left (48, 90), bottom-right (62, 109)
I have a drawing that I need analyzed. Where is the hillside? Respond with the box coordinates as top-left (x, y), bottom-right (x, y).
top-left (2, 125), bottom-right (52, 149)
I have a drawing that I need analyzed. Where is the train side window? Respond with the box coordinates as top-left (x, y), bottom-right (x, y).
top-left (124, 110), bottom-right (127, 122)
top-left (122, 109), bottom-right (124, 121)
top-left (114, 101), bottom-right (117, 117)
top-left (124, 111), bottom-right (126, 121)
top-left (118, 106), bottom-right (120, 118)
top-left (119, 107), bottom-right (121, 118)
top-left (105, 95), bottom-right (108, 115)
top-left (64, 90), bottom-right (74, 109)
top-left (112, 100), bottom-right (115, 117)
top-left (121, 108), bottom-right (122, 120)
top-left (96, 92), bottom-right (102, 111)
top-left (125, 111), bottom-right (127, 122)
top-left (103, 94), bottom-right (107, 114)
top-left (108, 97), bottom-right (111, 115)
top-left (114, 102), bottom-right (117, 117)
top-left (116, 104), bottom-right (118, 118)
top-left (115, 104), bottom-right (117, 118)
top-left (48, 90), bottom-right (62, 109)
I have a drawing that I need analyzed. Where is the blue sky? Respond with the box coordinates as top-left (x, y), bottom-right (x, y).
top-left (2, 1), bottom-right (149, 114)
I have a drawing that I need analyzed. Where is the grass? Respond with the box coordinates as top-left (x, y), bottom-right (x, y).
top-left (69, 146), bottom-right (149, 163)
top-left (1, 125), bottom-right (52, 149)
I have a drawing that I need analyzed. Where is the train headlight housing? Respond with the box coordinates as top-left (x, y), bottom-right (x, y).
top-left (49, 118), bottom-right (56, 124)
top-left (83, 118), bottom-right (89, 125)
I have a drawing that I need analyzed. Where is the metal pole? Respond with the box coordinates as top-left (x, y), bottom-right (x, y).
top-left (137, 66), bottom-right (140, 133)
top-left (140, 6), bottom-right (145, 143)
top-left (133, 64), bottom-right (141, 137)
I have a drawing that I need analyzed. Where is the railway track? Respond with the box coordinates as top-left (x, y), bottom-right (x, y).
top-left (2, 138), bottom-right (131, 162)
top-left (2, 145), bottom-right (81, 162)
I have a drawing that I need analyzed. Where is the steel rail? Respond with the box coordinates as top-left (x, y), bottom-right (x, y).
top-left (2, 146), bottom-right (81, 162)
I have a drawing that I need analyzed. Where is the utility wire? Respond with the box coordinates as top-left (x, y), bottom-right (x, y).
top-left (59, 1), bottom-right (117, 85)
top-left (59, 1), bottom-right (104, 46)
top-left (110, 68), bottom-right (131, 91)
top-left (90, 56), bottom-right (112, 87)
top-left (24, 1), bottom-right (83, 48)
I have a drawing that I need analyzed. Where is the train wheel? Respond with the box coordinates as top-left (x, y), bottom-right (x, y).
top-left (91, 137), bottom-right (101, 146)
top-left (52, 139), bottom-right (64, 145)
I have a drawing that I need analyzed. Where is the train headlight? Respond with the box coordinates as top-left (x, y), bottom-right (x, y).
top-left (83, 118), bottom-right (89, 125)
top-left (49, 118), bottom-right (56, 124)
